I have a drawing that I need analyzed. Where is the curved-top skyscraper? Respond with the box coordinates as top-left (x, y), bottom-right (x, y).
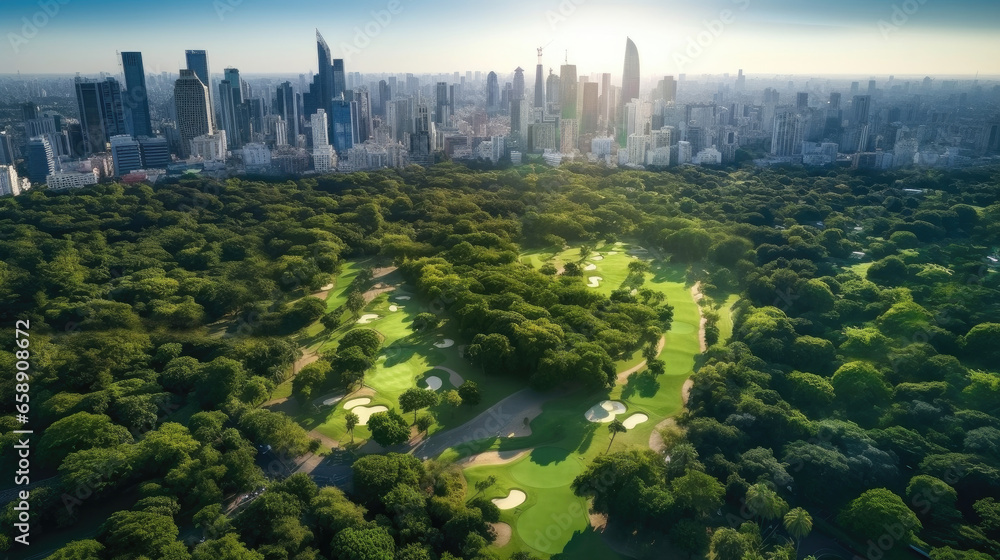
top-left (618, 37), bottom-right (640, 144)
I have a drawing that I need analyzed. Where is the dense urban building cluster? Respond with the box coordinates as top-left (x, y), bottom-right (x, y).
top-left (0, 32), bottom-right (999, 195)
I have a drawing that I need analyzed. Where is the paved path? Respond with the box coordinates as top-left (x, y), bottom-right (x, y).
top-left (615, 335), bottom-right (667, 385)
top-left (412, 387), bottom-right (558, 460)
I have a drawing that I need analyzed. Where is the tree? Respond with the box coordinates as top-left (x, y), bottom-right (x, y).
top-left (48, 539), bottom-right (106, 560)
top-left (192, 534), bottom-right (265, 560)
top-left (415, 412), bottom-right (435, 434)
top-left (963, 323), bottom-right (1000, 366)
top-left (346, 290), bottom-right (366, 318)
top-left (398, 387), bottom-right (440, 424)
top-left (367, 409), bottom-right (410, 446)
top-left (458, 381), bottom-right (481, 406)
top-left (444, 390), bottom-right (462, 417)
top-left (474, 475), bottom-right (498, 497)
top-left (783, 507), bottom-right (812, 557)
top-left (671, 470), bottom-right (725, 518)
top-left (838, 488), bottom-right (922, 544)
top-left (345, 411), bottom-right (360, 443)
top-left (831, 361), bottom-right (891, 412)
top-left (332, 346), bottom-right (375, 387)
top-left (411, 312), bottom-right (441, 331)
top-left (38, 412), bottom-right (132, 468)
top-left (745, 482), bottom-right (789, 523)
top-left (98, 510), bottom-right (181, 559)
top-left (670, 519), bottom-right (710, 559)
top-left (708, 527), bottom-right (750, 560)
top-left (196, 357), bottom-right (247, 408)
top-left (339, 328), bottom-right (383, 358)
top-left (606, 419), bottom-right (627, 453)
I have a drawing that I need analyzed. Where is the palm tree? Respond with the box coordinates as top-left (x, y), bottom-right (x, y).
top-left (783, 507), bottom-right (813, 557)
top-left (746, 483), bottom-right (789, 525)
top-left (606, 419), bottom-right (627, 453)
top-left (345, 411), bottom-right (359, 443)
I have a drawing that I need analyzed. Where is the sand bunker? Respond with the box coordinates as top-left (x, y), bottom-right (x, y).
top-left (587, 276), bottom-right (602, 288)
top-left (344, 398), bottom-right (371, 410)
top-left (424, 376), bottom-right (443, 390)
top-left (434, 339), bottom-right (455, 348)
top-left (320, 283), bottom-right (334, 291)
top-left (353, 405), bottom-right (389, 425)
top-left (607, 251), bottom-right (618, 255)
top-left (623, 413), bottom-right (649, 429)
top-left (394, 295), bottom-right (411, 301)
top-left (432, 366), bottom-right (465, 387)
top-left (357, 314), bottom-right (379, 324)
top-left (491, 522), bottom-right (512, 547)
top-left (585, 400), bottom-right (627, 422)
top-left (591, 255), bottom-right (605, 261)
top-left (584, 263), bottom-right (598, 271)
top-left (389, 305), bottom-right (399, 312)
top-left (492, 489), bottom-right (527, 510)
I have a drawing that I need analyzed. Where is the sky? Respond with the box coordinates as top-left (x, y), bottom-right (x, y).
top-left (2, 0), bottom-right (999, 79)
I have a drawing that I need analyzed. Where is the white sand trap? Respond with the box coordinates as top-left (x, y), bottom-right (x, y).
top-left (389, 305), bottom-right (399, 312)
top-left (607, 251), bottom-right (618, 255)
top-left (584, 263), bottom-right (598, 271)
top-left (591, 255), bottom-right (604, 261)
top-left (434, 338), bottom-right (455, 348)
top-left (623, 413), bottom-right (649, 429)
top-left (492, 489), bottom-right (527, 510)
top-left (321, 283), bottom-right (334, 291)
top-left (433, 366), bottom-right (465, 387)
top-left (394, 295), bottom-right (411, 300)
top-left (344, 397), bottom-right (371, 410)
top-left (585, 400), bottom-right (627, 422)
top-left (587, 276), bottom-right (603, 288)
top-left (357, 314), bottom-right (379, 324)
top-left (354, 405), bottom-right (389, 425)
top-left (614, 242), bottom-right (624, 246)
top-left (424, 376), bottom-right (443, 390)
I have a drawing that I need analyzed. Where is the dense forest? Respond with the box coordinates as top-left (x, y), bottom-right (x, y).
top-left (1, 162), bottom-right (999, 560)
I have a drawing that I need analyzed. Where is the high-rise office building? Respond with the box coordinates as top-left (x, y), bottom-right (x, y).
top-left (138, 136), bottom-right (170, 168)
top-left (771, 108), bottom-right (807, 157)
top-left (21, 102), bottom-right (38, 122)
top-left (333, 59), bottom-right (346, 100)
top-left (312, 109), bottom-right (336, 172)
top-left (852, 95), bottom-right (871, 125)
top-left (185, 50), bottom-right (215, 129)
top-left (658, 76), bottom-right (677, 104)
top-left (435, 82), bottom-right (449, 125)
top-left (121, 51), bottom-right (153, 137)
top-left (0, 131), bottom-right (14, 165)
top-left (110, 135), bottom-right (142, 176)
top-left (0, 165), bottom-right (23, 196)
top-left (560, 62), bottom-right (577, 120)
top-left (219, 68), bottom-right (247, 148)
top-left (25, 136), bottom-right (55, 183)
top-left (275, 82), bottom-right (298, 146)
top-left (581, 82), bottom-right (599, 134)
top-left (75, 77), bottom-right (127, 155)
top-left (797, 92), bottom-right (809, 110)
top-left (486, 72), bottom-right (500, 110)
top-left (353, 89), bottom-right (372, 143)
top-left (600, 73), bottom-right (612, 126)
top-left (174, 69), bottom-right (213, 158)
top-left (619, 37), bottom-right (640, 144)
top-left (534, 48), bottom-right (545, 110)
top-left (546, 70), bottom-right (560, 106)
top-left (330, 97), bottom-right (354, 154)
top-left (316, 30), bottom-right (336, 114)
top-left (513, 67), bottom-right (525, 99)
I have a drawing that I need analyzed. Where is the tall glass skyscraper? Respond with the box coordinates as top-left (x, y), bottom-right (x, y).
top-left (75, 77), bottom-right (127, 155)
top-left (619, 37), bottom-right (640, 144)
top-left (486, 72), bottom-right (499, 110)
top-left (120, 51), bottom-right (152, 137)
top-left (513, 67), bottom-right (525, 100)
top-left (185, 50), bottom-right (215, 129)
top-left (317, 30), bottom-right (335, 114)
top-left (330, 96), bottom-right (354, 154)
top-left (174, 69), bottom-right (213, 158)
top-left (534, 49), bottom-right (545, 110)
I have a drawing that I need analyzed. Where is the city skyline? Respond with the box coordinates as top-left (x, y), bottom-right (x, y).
top-left (2, 0), bottom-right (1000, 77)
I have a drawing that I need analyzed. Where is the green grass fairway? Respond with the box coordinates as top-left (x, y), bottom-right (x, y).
top-left (460, 249), bottom-right (703, 558)
top-left (717, 294), bottom-right (740, 343)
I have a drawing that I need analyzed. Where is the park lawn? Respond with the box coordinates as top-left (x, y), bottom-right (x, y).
top-left (716, 294), bottom-right (740, 343)
top-left (456, 258), bottom-right (702, 558)
top-left (846, 261), bottom-right (873, 278)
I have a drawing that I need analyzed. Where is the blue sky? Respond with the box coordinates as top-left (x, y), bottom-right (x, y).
top-left (2, 0), bottom-right (999, 77)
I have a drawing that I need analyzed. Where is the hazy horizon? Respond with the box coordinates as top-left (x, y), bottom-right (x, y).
top-left (2, 0), bottom-right (999, 78)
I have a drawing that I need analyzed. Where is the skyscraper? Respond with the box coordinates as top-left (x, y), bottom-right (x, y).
top-left (174, 69), bottom-right (213, 158)
top-left (110, 135), bottom-right (142, 176)
top-left (600, 73), bottom-right (612, 126)
top-left (486, 72), bottom-right (500, 111)
top-left (619, 37), bottom-right (641, 144)
top-left (330, 96), bottom-right (354, 154)
top-left (75, 77), bottom-right (128, 155)
top-left (25, 136), bottom-right (55, 183)
top-left (435, 82), bottom-right (449, 125)
top-left (534, 48), bottom-right (545, 110)
top-left (581, 82), bottom-right (599, 134)
top-left (219, 68), bottom-right (246, 148)
top-left (185, 50), bottom-right (215, 129)
top-left (513, 67), bottom-right (525, 100)
top-left (317, 30), bottom-right (336, 114)
top-left (771, 108), bottom-right (807, 157)
top-left (546, 70), bottom-right (560, 106)
top-left (658, 76), bottom-right (677, 104)
top-left (0, 130), bottom-right (14, 165)
top-left (275, 81), bottom-right (298, 146)
top-left (560, 61), bottom-right (577, 120)
top-left (120, 51), bottom-right (153, 137)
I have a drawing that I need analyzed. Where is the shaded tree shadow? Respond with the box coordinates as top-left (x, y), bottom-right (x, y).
top-left (621, 370), bottom-right (661, 400)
